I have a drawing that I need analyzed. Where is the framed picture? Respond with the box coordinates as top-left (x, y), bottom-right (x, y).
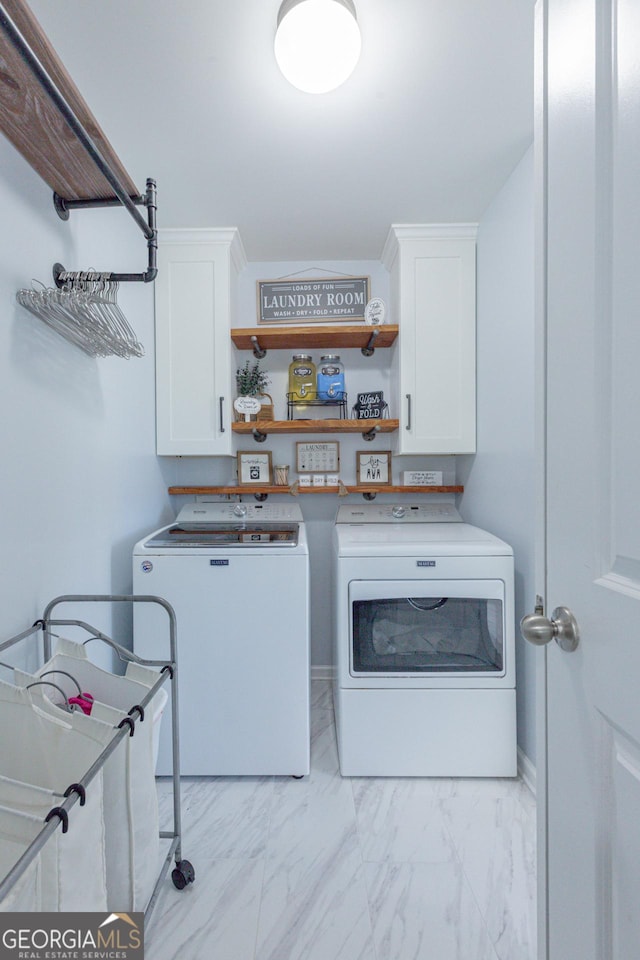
top-left (356, 450), bottom-right (392, 485)
top-left (296, 441), bottom-right (340, 474)
top-left (237, 450), bottom-right (273, 486)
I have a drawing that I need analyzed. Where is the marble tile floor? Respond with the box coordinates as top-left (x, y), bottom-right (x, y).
top-left (149, 681), bottom-right (536, 960)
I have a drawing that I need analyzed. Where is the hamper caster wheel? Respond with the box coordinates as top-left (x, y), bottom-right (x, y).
top-left (172, 860), bottom-right (195, 890)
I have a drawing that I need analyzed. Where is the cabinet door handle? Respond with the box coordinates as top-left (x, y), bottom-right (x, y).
top-left (405, 394), bottom-right (412, 431)
top-left (219, 396), bottom-right (225, 433)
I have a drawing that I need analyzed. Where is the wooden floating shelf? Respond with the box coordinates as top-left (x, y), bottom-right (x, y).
top-left (169, 485), bottom-right (289, 496)
top-left (231, 324), bottom-right (398, 351)
top-left (0, 0), bottom-right (139, 201)
top-left (231, 418), bottom-right (399, 435)
top-left (345, 485), bottom-right (463, 495)
top-left (168, 485), bottom-right (463, 496)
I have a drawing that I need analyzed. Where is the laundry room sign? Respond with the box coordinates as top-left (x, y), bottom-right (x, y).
top-left (257, 276), bottom-right (370, 323)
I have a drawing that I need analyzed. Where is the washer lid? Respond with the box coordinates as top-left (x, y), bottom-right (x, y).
top-left (144, 522), bottom-right (300, 548)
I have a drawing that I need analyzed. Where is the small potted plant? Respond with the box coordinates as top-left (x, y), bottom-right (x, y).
top-left (235, 360), bottom-right (272, 420)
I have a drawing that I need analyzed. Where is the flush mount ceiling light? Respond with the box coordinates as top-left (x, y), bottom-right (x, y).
top-left (274, 0), bottom-right (362, 94)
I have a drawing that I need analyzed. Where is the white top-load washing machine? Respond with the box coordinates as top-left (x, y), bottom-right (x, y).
top-left (133, 501), bottom-right (309, 777)
top-left (333, 502), bottom-right (516, 777)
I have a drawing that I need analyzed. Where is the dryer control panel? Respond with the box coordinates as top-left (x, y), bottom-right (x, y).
top-left (335, 503), bottom-right (462, 523)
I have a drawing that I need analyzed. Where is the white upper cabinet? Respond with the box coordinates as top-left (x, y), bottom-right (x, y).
top-left (155, 228), bottom-right (247, 455)
top-left (383, 225), bottom-right (477, 455)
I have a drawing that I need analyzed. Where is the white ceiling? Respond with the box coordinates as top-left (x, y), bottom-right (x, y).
top-left (28, 0), bottom-right (534, 262)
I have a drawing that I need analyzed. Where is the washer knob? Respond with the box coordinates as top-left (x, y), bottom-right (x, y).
top-left (233, 503), bottom-right (248, 517)
top-left (392, 505), bottom-right (406, 519)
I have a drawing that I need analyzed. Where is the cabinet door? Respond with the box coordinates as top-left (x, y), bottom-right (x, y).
top-left (155, 229), bottom-right (244, 455)
top-left (394, 234), bottom-right (476, 454)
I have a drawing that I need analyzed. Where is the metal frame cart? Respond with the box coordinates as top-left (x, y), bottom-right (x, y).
top-left (0, 594), bottom-right (195, 919)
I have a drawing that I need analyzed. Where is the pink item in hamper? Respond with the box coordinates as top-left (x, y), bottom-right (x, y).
top-left (68, 692), bottom-right (94, 715)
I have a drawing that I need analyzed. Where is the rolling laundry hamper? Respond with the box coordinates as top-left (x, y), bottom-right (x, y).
top-left (15, 635), bottom-right (170, 910)
top-left (0, 594), bottom-right (194, 922)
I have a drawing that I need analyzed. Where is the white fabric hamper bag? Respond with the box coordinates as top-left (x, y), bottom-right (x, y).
top-left (17, 688), bottom-right (158, 912)
top-left (0, 775), bottom-right (107, 911)
top-left (0, 680), bottom-right (108, 911)
top-left (39, 637), bottom-right (168, 768)
top-left (0, 805), bottom-right (44, 912)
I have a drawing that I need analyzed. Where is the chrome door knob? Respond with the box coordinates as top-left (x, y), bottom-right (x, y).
top-left (233, 503), bottom-right (248, 517)
top-left (520, 606), bottom-right (580, 652)
top-left (392, 505), bottom-right (406, 519)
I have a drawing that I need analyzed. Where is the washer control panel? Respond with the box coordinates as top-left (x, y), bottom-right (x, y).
top-left (177, 502), bottom-right (304, 523)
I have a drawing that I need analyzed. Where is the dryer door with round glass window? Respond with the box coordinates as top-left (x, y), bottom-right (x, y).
top-left (349, 579), bottom-right (506, 678)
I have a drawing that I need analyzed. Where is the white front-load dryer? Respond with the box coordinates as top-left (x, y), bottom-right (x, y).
top-left (332, 502), bottom-right (517, 777)
top-left (133, 501), bottom-right (309, 776)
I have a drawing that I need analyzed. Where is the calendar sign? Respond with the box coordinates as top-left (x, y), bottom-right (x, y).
top-left (353, 391), bottom-right (385, 420)
top-left (296, 441), bottom-right (340, 474)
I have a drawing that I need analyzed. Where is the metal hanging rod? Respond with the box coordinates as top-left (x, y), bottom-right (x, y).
top-left (53, 193), bottom-right (145, 217)
top-left (0, 2), bottom-right (158, 283)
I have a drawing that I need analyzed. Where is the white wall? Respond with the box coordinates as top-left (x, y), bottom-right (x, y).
top-left (459, 145), bottom-right (537, 763)
top-left (0, 138), bottom-right (172, 659)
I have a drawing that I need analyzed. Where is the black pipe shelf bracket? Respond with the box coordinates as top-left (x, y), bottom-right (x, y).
top-left (361, 328), bottom-right (380, 357)
top-left (250, 335), bottom-right (267, 359)
top-left (53, 178), bottom-right (158, 286)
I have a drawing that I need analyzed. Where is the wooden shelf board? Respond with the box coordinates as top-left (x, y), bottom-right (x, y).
top-left (169, 485), bottom-right (286, 496)
top-left (231, 418), bottom-right (399, 435)
top-left (345, 485), bottom-right (463, 494)
top-left (296, 486), bottom-right (342, 494)
top-left (168, 484), bottom-right (463, 496)
top-left (231, 324), bottom-right (398, 351)
top-left (0, 0), bottom-right (139, 200)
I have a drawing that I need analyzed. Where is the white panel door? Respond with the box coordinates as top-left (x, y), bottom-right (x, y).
top-left (537, 1), bottom-right (640, 956)
top-left (155, 228), bottom-right (245, 455)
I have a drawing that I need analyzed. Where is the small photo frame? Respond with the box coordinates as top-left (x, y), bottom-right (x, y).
top-left (356, 450), bottom-right (392, 485)
top-left (237, 450), bottom-right (273, 486)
